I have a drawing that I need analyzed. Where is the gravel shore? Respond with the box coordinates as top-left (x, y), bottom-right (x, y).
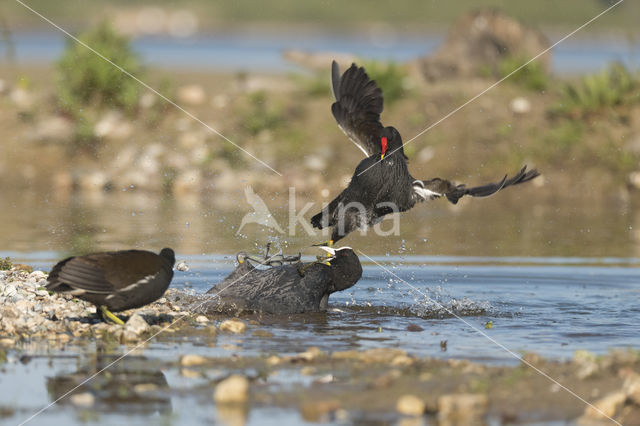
top-left (2, 263), bottom-right (640, 424)
top-left (0, 264), bottom-right (191, 346)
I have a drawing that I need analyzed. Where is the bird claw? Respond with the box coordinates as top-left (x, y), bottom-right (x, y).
top-left (312, 240), bottom-right (334, 248)
top-left (238, 242), bottom-right (301, 267)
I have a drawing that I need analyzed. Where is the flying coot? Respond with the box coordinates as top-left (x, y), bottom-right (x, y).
top-left (310, 61), bottom-right (540, 245)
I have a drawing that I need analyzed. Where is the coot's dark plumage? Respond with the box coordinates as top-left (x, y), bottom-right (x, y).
top-left (205, 247), bottom-right (362, 314)
top-left (46, 248), bottom-right (175, 324)
top-left (310, 61), bottom-right (540, 244)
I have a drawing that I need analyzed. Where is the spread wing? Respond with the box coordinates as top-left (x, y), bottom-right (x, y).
top-left (331, 60), bottom-right (385, 157)
top-left (414, 166), bottom-right (540, 204)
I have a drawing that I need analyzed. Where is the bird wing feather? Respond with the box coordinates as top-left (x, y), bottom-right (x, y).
top-left (417, 166), bottom-right (540, 204)
top-left (330, 61), bottom-right (385, 157)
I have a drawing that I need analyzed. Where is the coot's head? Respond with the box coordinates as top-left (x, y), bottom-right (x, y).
top-left (320, 247), bottom-right (362, 292)
top-left (159, 248), bottom-right (176, 267)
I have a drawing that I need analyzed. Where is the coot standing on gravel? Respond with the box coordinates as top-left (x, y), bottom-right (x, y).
top-left (311, 61), bottom-right (540, 245)
top-left (46, 248), bottom-right (176, 324)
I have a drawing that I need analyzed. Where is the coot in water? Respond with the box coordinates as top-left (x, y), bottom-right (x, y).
top-left (205, 247), bottom-right (362, 314)
top-left (310, 61), bottom-right (540, 245)
top-left (46, 248), bottom-right (175, 324)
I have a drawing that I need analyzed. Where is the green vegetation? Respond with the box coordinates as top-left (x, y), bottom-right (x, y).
top-left (361, 60), bottom-right (410, 105)
top-left (55, 21), bottom-right (143, 115)
top-left (242, 91), bottom-right (284, 136)
top-left (0, 257), bottom-right (12, 270)
top-left (497, 55), bottom-right (548, 92)
top-left (6, 0), bottom-right (639, 32)
top-left (551, 63), bottom-right (640, 119)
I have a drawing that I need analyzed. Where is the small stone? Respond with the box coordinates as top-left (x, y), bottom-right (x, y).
top-left (213, 375), bottom-right (249, 404)
top-left (623, 372), bottom-right (640, 405)
top-left (297, 347), bottom-right (324, 362)
top-left (219, 319), bottom-right (246, 334)
top-left (628, 171), bottom-right (640, 190)
top-left (133, 383), bottom-right (158, 394)
top-left (0, 338), bottom-right (15, 347)
top-left (177, 84), bottom-right (206, 106)
top-left (510, 96), bottom-right (531, 114)
top-left (391, 355), bottom-right (414, 367)
top-left (94, 111), bottom-right (133, 140)
top-left (176, 261), bottom-right (189, 272)
top-left (360, 348), bottom-right (407, 363)
top-left (397, 394), bottom-right (426, 416)
top-left (584, 391), bottom-right (626, 419)
top-left (180, 354), bottom-right (210, 367)
top-left (180, 368), bottom-right (201, 379)
top-left (2, 285), bottom-right (17, 298)
top-left (195, 315), bottom-right (209, 324)
top-left (70, 392), bottom-right (95, 407)
top-left (125, 313), bottom-right (150, 336)
top-left (266, 355), bottom-right (281, 366)
top-left (29, 271), bottom-right (47, 281)
top-left (438, 393), bottom-right (488, 423)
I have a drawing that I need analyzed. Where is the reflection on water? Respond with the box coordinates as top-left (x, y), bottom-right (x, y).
top-left (0, 188), bottom-right (638, 258)
top-left (46, 356), bottom-right (171, 417)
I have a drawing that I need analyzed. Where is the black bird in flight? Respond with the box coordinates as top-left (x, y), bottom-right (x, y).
top-left (311, 61), bottom-right (540, 245)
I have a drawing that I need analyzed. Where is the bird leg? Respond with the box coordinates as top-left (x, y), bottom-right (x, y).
top-left (311, 239), bottom-right (333, 248)
top-left (99, 305), bottom-right (125, 325)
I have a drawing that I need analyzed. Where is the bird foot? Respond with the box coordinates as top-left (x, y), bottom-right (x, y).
top-left (99, 306), bottom-right (125, 325)
top-left (237, 242), bottom-right (301, 267)
top-left (311, 239), bottom-right (333, 248)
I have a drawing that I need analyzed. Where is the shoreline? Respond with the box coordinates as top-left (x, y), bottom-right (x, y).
top-left (1, 262), bottom-right (640, 424)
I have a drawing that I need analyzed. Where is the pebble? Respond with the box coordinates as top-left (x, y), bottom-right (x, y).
top-left (584, 391), bottom-right (626, 419)
top-left (125, 314), bottom-right (150, 336)
top-left (177, 84), bottom-right (206, 106)
top-left (437, 393), bottom-right (488, 423)
top-left (133, 383), bottom-right (159, 394)
top-left (180, 354), bottom-right (210, 367)
top-left (195, 315), bottom-right (209, 324)
top-left (396, 394), bottom-right (426, 416)
top-left (213, 375), bottom-right (249, 404)
top-left (176, 261), bottom-right (190, 272)
top-left (510, 96), bottom-right (532, 114)
top-left (219, 319), bottom-right (246, 334)
top-left (623, 372), bottom-right (640, 405)
top-left (70, 392), bottom-right (95, 407)
top-left (296, 347), bottom-right (324, 362)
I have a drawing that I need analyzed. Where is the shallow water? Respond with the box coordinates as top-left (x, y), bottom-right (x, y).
top-left (8, 31), bottom-right (640, 74)
top-left (1, 253), bottom-right (639, 425)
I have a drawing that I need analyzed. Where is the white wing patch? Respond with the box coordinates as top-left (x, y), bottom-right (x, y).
top-left (119, 273), bottom-right (157, 293)
top-left (413, 181), bottom-right (441, 201)
top-left (338, 124), bottom-right (369, 157)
